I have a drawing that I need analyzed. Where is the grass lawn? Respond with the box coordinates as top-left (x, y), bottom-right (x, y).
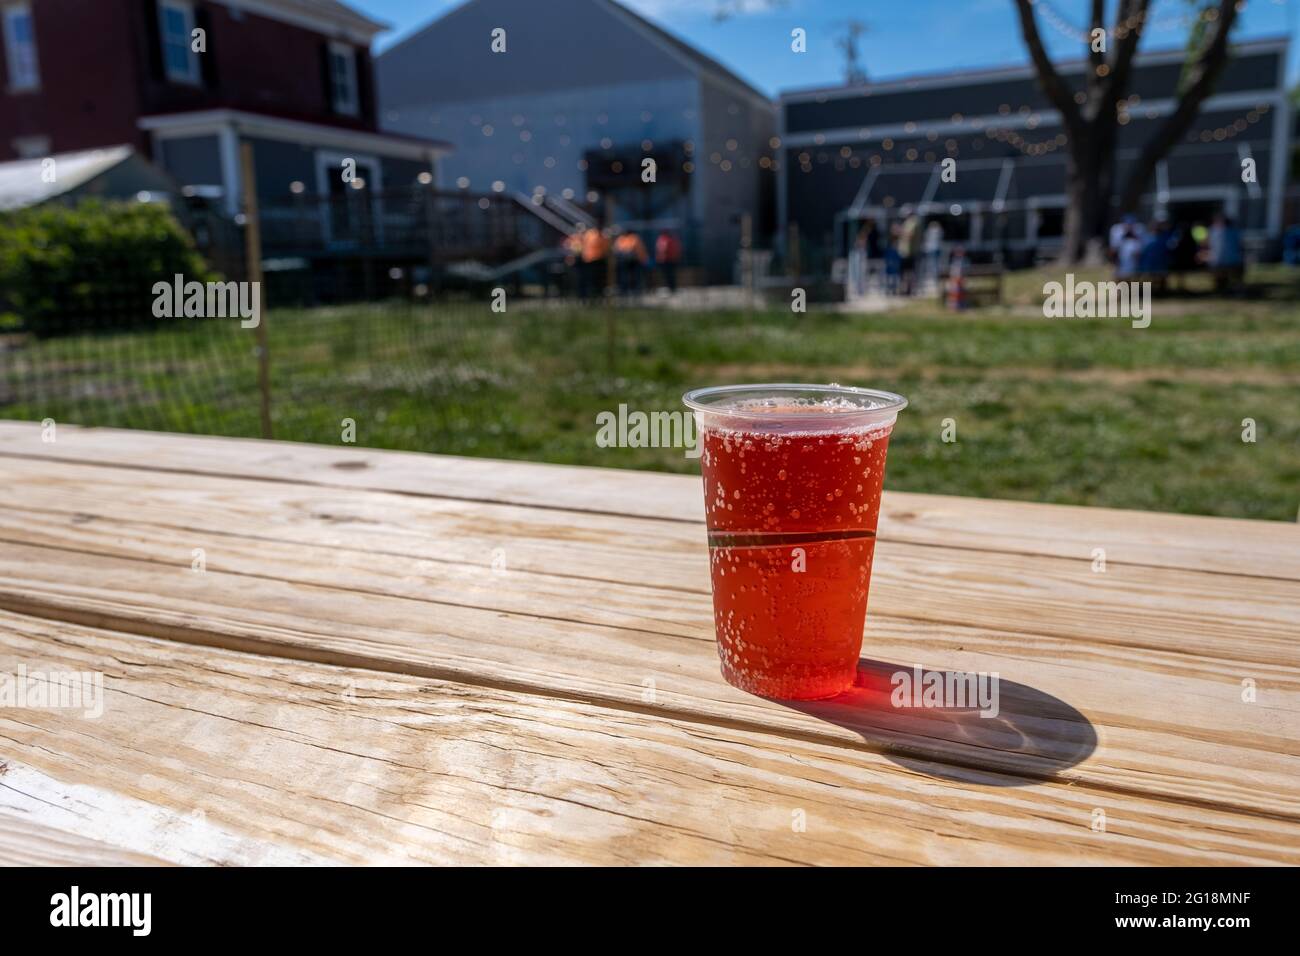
top-left (3, 267), bottom-right (1298, 521)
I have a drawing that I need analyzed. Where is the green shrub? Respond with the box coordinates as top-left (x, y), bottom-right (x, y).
top-left (0, 199), bottom-right (218, 337)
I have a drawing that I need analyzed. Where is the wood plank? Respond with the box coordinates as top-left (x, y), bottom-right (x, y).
top-left (2, 457), bottom-right (1297, 659)
top-left (1, 421), bottom-right (1295, 579)
top-left (0, 813), bottom-right (171, 866)
top-left (2, 428), bottom-right (1296, 820)
top-left (2, 610), bottom-right (1294, 865)
top-left (2, 535), bottom-right (1296, 819)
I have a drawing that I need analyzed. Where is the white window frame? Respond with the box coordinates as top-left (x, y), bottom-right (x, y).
top-left (12, 133), bottom-right (48, 157)
top-left (158, 0), bottom-right (200, 85)
top-left (327, 41), bottom-right (359, 117)
top-left (315, 148), bottom-right (384, 244)
top-left (3, 3), bottom-right (39, 92)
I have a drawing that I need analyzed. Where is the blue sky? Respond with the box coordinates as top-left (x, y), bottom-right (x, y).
top-left (361, 0), bottom-right (1299, 96)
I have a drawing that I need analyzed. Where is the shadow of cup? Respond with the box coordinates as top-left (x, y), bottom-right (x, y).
top-left (781, 657), bottom-right (1098, 786)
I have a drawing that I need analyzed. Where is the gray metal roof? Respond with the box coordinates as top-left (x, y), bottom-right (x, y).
top-left (378, 0), bottom-right (768, 108)
top-left (0, 146), bottom-right (134, 211)
top-left (595, 0), bottom-right (768, 102)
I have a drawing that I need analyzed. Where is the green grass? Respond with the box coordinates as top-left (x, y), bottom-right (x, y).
top-left (3, 266), bottom-right (1299, 521)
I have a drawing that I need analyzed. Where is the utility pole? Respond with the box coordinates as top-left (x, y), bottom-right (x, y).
top-left (834, 19), bottom-right (869, 87)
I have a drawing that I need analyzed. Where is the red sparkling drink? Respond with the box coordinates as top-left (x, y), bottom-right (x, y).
top-left (684, 385), bottom-right (907, 700)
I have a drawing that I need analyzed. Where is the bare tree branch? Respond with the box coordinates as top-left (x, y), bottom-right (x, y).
top-left (1088, 0), bottom-right (1106, 70)
top-left (1102, 0), bottom-right (1151, 104)
top-left (1012, 0), bottom-right (1084, 137)
top-left (1118, 0), bottom-right (1243, 212)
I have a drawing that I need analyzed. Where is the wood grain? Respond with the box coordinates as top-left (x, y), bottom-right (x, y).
top-left (0, 518), bottom-right (1295, 818)
top-left (1, 421), bottom-right (1296, 864)
top-left (2, 456), bottom-right (1296, 656)
top-left (3, 610), bottom-right (1294, 865)
top-left (1, 421), bottom-right (1295, 578)
top-left (0, 814), bottom-right (171, 867)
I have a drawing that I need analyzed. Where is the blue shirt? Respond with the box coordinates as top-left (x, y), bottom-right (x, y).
top-left (1138, 233), bottom-right (1171, 274)
top-left (1209, 225), bottom-right (1243, 267)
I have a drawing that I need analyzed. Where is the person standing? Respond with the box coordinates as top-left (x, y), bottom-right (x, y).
top-left (561, 228), bottom-right (583, 297)
top-left (1283, 223), bottom-right (1300, 266)
top-left (1115, 225), bottom-right (1142, 278)
top-left (614, 229), bottom-right (648, 297)
top-left (1138, 219), bottom-right (1173, 292)
top-left (864, 219), bottom-right (882, 293)
top-left (899, 209), bottom-right (922, 295)
top-left (654, 229), bottom-right (682, 293)
top-left (923, 219), bottom-right (944, 288)
top-left (864, 218), bottom-right (881, 253)
top-left (1109, 213), bottom-right (1145, 262)
top-left (579, 225), bottom-right (609, 302)
top-left (847, 224), bottom-right (870, 301)
top-left (1208, 214), bottom-right (1244, 292)
top-left (1169, 220), bottom-right (1200, 290)
top-left (884, 222), bottom-right (902, 296)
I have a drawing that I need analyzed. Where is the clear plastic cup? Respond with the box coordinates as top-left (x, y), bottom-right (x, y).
top-left (684, 384), bottom-right (908, 699)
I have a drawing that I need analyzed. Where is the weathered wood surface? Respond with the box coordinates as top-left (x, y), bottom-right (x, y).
top-left (0, 422), bottom-right (1296, 865)
top-left (1, 421), bottom-right (1294, 578)
top-left (0, 813), bottom-right (171, 867)
top-left (1, 612), bottom-right (1293, 866)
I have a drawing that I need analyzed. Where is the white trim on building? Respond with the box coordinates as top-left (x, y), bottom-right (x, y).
top-left (210, 0), bottom-right (385, 45)
top-left (779, 36), bottom-right (1290, 106)
top-left (140, 109), bottom-right (447, 214)
top-left (778, 90), bottom-right (1285, 150)
top-left (314, 147), bottom-right (385, 244)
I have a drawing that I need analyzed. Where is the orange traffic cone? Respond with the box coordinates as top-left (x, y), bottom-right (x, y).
top-left (946, 276), bottom-right (965, 311)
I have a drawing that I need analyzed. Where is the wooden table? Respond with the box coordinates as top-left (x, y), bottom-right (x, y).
top-left (0, 421), bottom-right (1296, 865)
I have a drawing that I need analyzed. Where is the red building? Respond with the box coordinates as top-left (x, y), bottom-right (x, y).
top-left (0, 0), bottom-right (448, 214)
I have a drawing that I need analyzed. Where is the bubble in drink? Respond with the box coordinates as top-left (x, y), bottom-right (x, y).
top-left (685, 387), bottom-right (907, 700)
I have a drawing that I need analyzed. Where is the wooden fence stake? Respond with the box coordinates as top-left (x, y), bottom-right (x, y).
top-left (240, 141), bottom-right (273, 440)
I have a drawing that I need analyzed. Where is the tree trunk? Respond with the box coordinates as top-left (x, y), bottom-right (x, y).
top-left (1060, 134), bottom-right (1113, 265)
top-left (1012, 0), bottom-right (1240, 266)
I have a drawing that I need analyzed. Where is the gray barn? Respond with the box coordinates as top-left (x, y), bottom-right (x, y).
top-left (377, 0), bottom-right (776, 281)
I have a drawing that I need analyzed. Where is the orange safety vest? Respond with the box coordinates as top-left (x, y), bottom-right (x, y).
top-left (614, 233), bottom-right (647, 263)
top-left (581, 229), bottom-right (609, 263)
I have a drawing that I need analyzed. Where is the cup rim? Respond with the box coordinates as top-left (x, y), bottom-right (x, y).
top-left (682, 383), bottom-right (908, 426)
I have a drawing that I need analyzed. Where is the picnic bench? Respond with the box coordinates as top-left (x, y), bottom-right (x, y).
top-left (0, 421), bottom-right (1296, 865)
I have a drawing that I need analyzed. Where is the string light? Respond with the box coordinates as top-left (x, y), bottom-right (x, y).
top-left (1031, 0), bottom-right (1090, 43)
top-left (788, 96), bottom-right (1270, 171)
top-left (409, 18), bottom-right (1267, 191)
top-left (1189, 102), bottom-right (1270, 142)
top-left (1031, 0), bottom-right (1211, 44)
